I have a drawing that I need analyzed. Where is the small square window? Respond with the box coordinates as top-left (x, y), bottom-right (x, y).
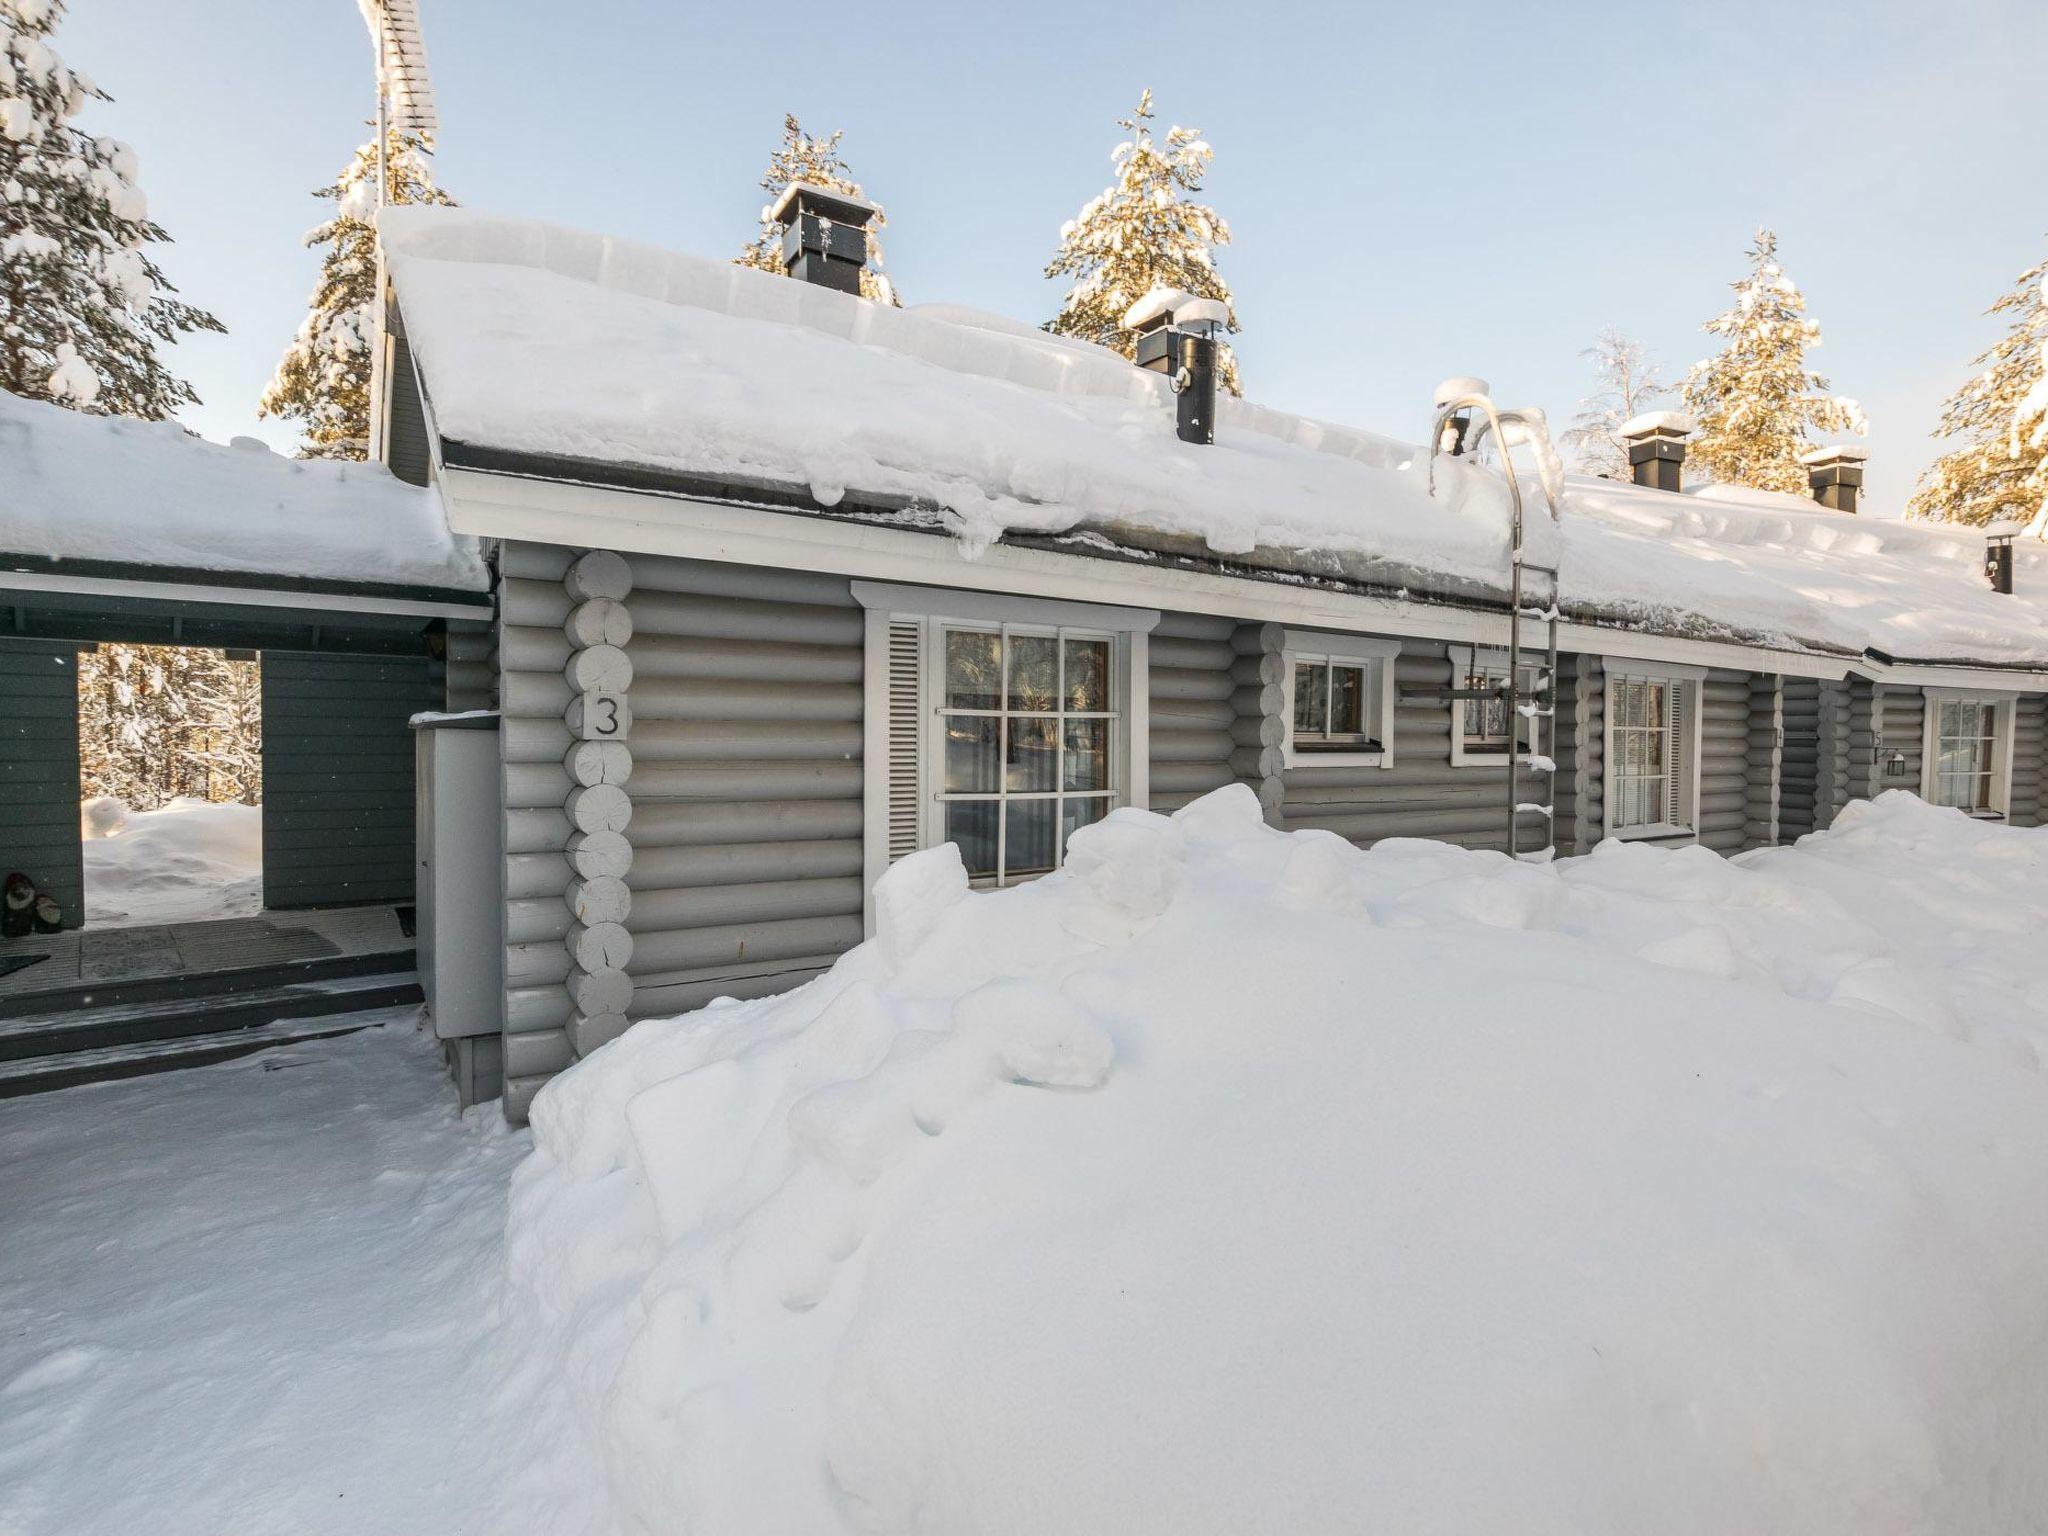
top-left (1281, 637), bottom-right (1397, 768)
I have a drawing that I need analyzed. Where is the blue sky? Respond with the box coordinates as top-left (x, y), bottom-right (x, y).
top-left (60, 0), bottom-right (2048, 517)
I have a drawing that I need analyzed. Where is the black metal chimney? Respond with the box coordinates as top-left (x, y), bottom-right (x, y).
top-left (1802, 445), bottom-right (1867, 514)
top-left (772, 181), bottom-right (877, 296)
top-left (1620, 413), bottom-right (1692, 493)
top-left (1987, 530), bottom-right (2016, 594)
top-left (1126, 290), bottom-right (1228, 445)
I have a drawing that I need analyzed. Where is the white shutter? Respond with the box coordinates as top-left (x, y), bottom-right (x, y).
top-left (885, 618), bottom-right (924, 862)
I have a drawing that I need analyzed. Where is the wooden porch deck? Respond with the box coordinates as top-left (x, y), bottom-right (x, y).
top-left (0, 905), bottom-right (414, 1002)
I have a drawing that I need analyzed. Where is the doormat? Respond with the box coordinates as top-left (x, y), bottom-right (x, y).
top-left (0, 952), bottom-right (49, 979)
top-left (79, 927), bottom-right (185, 982)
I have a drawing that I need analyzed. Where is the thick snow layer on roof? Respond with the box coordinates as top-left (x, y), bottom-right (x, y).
top-left (0, 389), bottom-right (486, 591)
top-left (498, 788), bottom-right (2048, 1533)
top-left (382, 207), bottom-right (2048, 663)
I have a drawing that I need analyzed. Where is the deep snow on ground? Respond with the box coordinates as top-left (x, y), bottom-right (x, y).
top-left (0, 1016), bottom-right (526, 1536)
top-left (79, 796), bottom-right (263, 928)
top-left (499, 789), bottom-right (2048, 1535)
top-left (11, 793), bottom-right (2048, 1536)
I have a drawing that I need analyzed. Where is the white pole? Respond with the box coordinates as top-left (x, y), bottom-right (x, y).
top-left (374, 13), bottom-right (389, 207)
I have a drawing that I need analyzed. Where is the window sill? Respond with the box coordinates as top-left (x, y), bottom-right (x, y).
top-left (1449, 749), bottom-right (1545, 770)
top-left (1285, 747), bottom-right (1389, 770)
top-left (1606, 823), bottom-right (1697, 844)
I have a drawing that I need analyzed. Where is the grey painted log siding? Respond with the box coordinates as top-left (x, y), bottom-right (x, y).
top-left (0, 639), bottom-right (83, 927)
top-left (497, 543), bottom-right (578, 1125)
top-left (1148, 613), bottom-right (1246, 814)
top-left (1554, 654), bottom-right (1602, 858)
top-left (1780, 678), bottom-right (1852, 838)
top-left (2014, 696), bottom-right (2047, 827)
top-left (1746, 674), bottom-right (1782, 850)
top-left (1698, 670), bottom-right (1754, 855)
top-left (618, 555), bottom-right (865, 1027)
top-left (1876, 685), bottom-right (1927, 798)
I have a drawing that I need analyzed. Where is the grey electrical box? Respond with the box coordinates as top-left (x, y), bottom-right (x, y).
top-left (414, 712), bottom-right (503, 1045)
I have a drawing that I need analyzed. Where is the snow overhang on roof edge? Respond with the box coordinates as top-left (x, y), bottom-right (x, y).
top-left (435, 444), bottom-right (2048, 685)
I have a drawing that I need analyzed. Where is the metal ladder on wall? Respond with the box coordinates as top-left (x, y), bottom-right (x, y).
top-left (1423, 388), bottom-right (1564, 860)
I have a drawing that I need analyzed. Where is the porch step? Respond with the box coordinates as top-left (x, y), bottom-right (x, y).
top-left (0, 947), bottom-right (412, 1022)
top-left (0, 1007), bottom-right (400, 1098)
top-left (0, 969), bottom-right (422, 1065)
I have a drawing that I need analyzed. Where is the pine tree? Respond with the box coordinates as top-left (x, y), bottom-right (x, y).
top-left (1560, 328), bottom-right (1674, 478)
top-left (1907, 252), bottom-right (2048, 527)
top-left (78, 645), bottom-right (261, 809)
top-left (735, 114), bottom-right (897, 306)
top-left (258, 129), bottom-right (453, 459)
top-left (0, 0), bottom-right (221, 416)
top-left (1681, 228), bottom-right (1864, 495)
top-left (1044, 89), bottom-right (1241, 394)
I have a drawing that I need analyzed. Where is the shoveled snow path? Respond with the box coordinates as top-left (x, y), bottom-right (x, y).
top-left (0, 1016), bottom-right (528, 1536)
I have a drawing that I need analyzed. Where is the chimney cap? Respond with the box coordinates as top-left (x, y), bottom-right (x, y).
top-left (1123, 287), bottom-right (1195, 331)
top-left (768, 180), bottom-right (878, 227)
top-left (1797, 443), bottom-right (1869, 467)
top-left (1172, 296), bottom-right (1230, 332)
top-left (1433, 375), bottom-right (1491, 409)
top-left (1621, 410), bottom-right (1694, 440)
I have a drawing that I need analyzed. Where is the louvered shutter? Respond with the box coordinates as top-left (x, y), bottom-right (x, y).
top-left (1666, 681), bottom-right (1686, 826)
top-left (885, 618), bottom-right (925, 863)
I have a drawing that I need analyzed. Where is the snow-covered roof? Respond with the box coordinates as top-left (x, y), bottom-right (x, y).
top-left (0, 388), bottom-right (486, 593)
top-left (380, 207), bottom-right (2048, 667)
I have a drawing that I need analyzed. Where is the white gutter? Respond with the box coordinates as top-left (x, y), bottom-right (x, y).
top-left (0, 567), bottom-right (492, 621)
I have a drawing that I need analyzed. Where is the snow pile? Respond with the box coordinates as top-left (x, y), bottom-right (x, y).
top-left (381, 207), bottom-right (2048, 667)
top-left (0, 388), bottom-right (486, 591)
top-left (81, 795), bottom-right (262, 927)
top-left (495, 788), bottom-right (2048, 1534)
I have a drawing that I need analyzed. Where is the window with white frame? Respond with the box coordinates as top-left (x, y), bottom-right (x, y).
top-left (1602, 664), bottom-right (1702, 839)
top-left (856, 585), bottom-right (1156, 911)
top-left (1281, 633), bottom-right (1400, 768)
top-left (1920, 690), bottom-right (2014, 816)
top-left (1449, 644), bottom-right (1542, 766)
top-left (934, 623), bottom-right (1119, 883)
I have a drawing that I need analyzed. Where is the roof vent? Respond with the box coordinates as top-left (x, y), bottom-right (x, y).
top-left (1621, 411), bottom-right (1693, 493)
top-left (1800, 444), bottom-right (1868, 515)
top-left (772, 180), bottom-right (878, 296)
top-left (1125, 289), bottom-right (1229, 446)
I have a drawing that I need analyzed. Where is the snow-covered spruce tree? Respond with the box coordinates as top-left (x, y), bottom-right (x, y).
top-left (0, 0), bottom-right (220, 415)
top-left (736, 114), bottom-right (897, 306)
top-left (258, 129), bottom-right (453, 459)
top-left (1044, 89), bottom-right (1241, 394)
top-left (1907, 253), bottom-right (2048, 527)
top-left (78, 645), bottom-right (260, 809)
top-left (1681, 228), bottom-right (1864, 495)
top-left (1560, 327), bottom-right (1674, 478)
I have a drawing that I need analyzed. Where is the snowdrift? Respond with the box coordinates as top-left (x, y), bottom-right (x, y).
top-left (80, 796), bottom-right (262, 927)
top-left (495, 790), bottom-right (2048, 1534)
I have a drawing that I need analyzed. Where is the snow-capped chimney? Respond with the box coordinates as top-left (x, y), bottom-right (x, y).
top-left (1125, 289), bottom-right (1229, 446)
top-left (1621, 413), bottom-right (1692, 493)
top-left (772, 181), bottom-right (877, 296)
top-left (1801, 445), bottom-right (1867, 515)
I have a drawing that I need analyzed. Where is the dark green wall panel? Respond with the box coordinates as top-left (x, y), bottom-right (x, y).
top-left (261, 652), bottom-right (438, 910)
